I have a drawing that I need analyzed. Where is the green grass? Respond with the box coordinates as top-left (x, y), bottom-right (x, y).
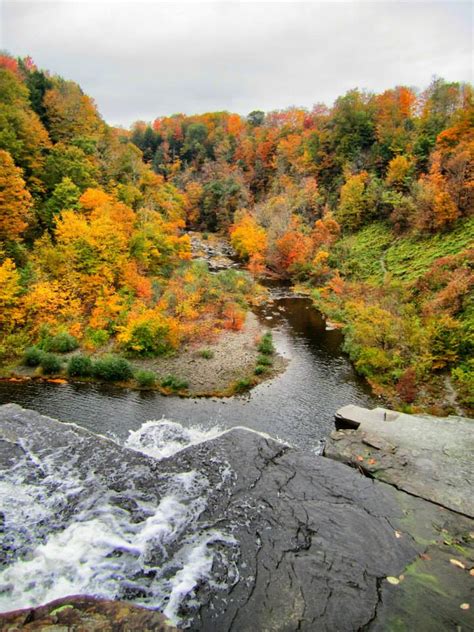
top-left (257, 332), bottom-right (275, 355)
top-left (199, 349), bottom-right (214, 359)
top-left (160, 374), bottom-right (189, 391)
top-left (257, 355), bottom-right (273, 366)
top-left (333, 218), bottom-right (474, 285)
top-left (384, 218), bottom-right (474, 282)
top-left (233, 377), bottom-right (252, 393)
top-left (332, 222), bottom-right (392, 282)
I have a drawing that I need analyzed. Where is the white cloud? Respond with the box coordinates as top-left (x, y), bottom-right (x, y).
top-left (1, 1), bottom-right (472, 126)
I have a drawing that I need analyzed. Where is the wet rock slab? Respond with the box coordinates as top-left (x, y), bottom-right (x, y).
top-left (1, 404), bottom-right (473, 631)
top-left (0, 595), bottom-right (176, 631)
top-left (326, 407), bottom-right (474, 517)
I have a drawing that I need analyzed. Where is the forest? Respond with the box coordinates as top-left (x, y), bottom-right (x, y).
top-left (0, 51), bottom-right (472, 412)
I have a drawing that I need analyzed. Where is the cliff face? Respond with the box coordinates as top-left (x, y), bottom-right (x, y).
top-left (0, 404), bottom-right (473, 631)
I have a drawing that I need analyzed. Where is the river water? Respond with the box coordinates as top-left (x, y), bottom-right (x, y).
top-left (0, 284), bottom-right (377, 453)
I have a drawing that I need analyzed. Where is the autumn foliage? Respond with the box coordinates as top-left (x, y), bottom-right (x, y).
top-left (0, 50), bottom-right (472, 411)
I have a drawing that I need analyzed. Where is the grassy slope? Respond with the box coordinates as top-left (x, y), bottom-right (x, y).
top-left (333, 217), bottom-right (474, 285)
top-left (323, 217), bottom-right (474, 414)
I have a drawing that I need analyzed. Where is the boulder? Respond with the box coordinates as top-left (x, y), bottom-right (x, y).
top-left (0, 595), bottom-right (176, 631)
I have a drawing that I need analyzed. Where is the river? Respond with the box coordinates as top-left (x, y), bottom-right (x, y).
top-left (0, 282), bottom-right (377, 453)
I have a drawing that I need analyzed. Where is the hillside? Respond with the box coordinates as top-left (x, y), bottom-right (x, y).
top-left (127, 76), bottom-right (473, 414)
top-left (0, 52), bottom-right (472, 412)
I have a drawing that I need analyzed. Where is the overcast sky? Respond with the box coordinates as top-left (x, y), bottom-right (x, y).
top-left (1, 1), bottom-right (472, 127)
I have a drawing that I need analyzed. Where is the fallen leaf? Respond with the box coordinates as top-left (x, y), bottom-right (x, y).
top-left (460, 603), bottom-right (470, 610)
top-left (469, 569), bottom-right (474, 576)
top-left (367, 458), bottom-right (377, 465)
top-left (450, 559), bottom-right (466, 569)
top-left (394, 530), bottom-right (402, 539)
top-left (386, 576), bottom-right (400, 585)
top-left (356, 455), bottom-right (364, 462)
top-left (419, 553), bottom-right (431, 561)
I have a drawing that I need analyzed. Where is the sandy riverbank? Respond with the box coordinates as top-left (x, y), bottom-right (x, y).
top-left (3, 310), bottom-right (288, 397)
top-left (135, 310), bottom-right (288, 396)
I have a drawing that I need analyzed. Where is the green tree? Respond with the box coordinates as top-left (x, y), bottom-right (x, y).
top-left (41, 177), bottom-right (81, 229)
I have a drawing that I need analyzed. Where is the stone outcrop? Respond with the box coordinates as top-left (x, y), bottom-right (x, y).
top-left (1, 404), bottom-right (473, 631)
top-left (327, 406), bottom-right (474, 517)
top-left (0, 596), bottom-right (176, 631)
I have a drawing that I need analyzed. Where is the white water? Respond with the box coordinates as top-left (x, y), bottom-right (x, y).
top-left (125, 418), bottom-right (224, 460)
top-left (0, 420), bottom-right (240, 626)
top-left (124, 417), bottom-right (290, 460)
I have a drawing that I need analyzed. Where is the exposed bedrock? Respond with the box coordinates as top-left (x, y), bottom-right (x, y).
top-left (0, 404), bottom-right (473, 631)
top-left (327, 405), bottom-right (474, 517)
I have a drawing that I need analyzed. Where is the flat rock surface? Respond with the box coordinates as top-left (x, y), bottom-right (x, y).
top-left (1, 404), bottom-right (473, 631)
top-left (326, 409), bottom-right (474, 517)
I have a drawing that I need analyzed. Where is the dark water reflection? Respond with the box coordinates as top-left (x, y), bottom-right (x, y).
top-left (0, 290), bottom-right (377, 452)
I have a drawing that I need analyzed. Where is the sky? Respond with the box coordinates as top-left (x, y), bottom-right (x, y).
top-left (1, 1), bottom-right (472, 127)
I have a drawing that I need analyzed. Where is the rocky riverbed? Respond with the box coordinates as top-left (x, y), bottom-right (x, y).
top-left (0, 404), bottom-right (472, 631)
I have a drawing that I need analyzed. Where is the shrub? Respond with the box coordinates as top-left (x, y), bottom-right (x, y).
top-left (396, 367), bottom-right (418, 403)
top-left (257, 355), bottom-right (273, 366)
top-left (118, 313), bottom-right (177, 356)
top-left (199, 349), bottom-right (214, 359)
top-left (257, 332), bottom-right (275, 355)
top-left (160, 374), bottom-right (189, 391)
top-left (254, 365), bottom-right (267, 375)
top-left (42, 332), bottom-right (79, 353)
top-left (135, 369), bottom-right (157, 388)
top-left (67, 354), bottom-right (94, 377)
top-left (23, 346), bottom-right (44, 367)
top-left (92, 355), bottom-right (133, 382)
top-left (451, 360), bottom-right (474, 408)
top-left (85, 328), bottom-right (110, 349)
top-left (40, 353), bottom-right (62, 375)
top-left (234, 377), bottom-right (252, 393)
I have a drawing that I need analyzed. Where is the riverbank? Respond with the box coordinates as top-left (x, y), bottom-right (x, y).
top-left (1, 232), bottom-right (289, 398)
top-left (1, 311), bottom-right (288, 398)
top-left (131, 310), bottom-right (288, 396)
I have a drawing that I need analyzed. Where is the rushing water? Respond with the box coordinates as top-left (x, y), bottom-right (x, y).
top-left (0, 285), bottom-right (377, 453)
top-left (0, 410), bottom-right (240, 623)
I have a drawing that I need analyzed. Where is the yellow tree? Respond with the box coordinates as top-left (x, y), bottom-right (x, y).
top-left (43, 79), bottom-right (104, 143)
top-left (385, 155), bottom-right (413, 190)
top-left (336, 171), bottom-right (370, 232)
top-left (0, 150), bottom-right (33, 241)
top-left (0, 257), bottom-right (24, 333)
top-left (230, 213), bottom-right (267, 261)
